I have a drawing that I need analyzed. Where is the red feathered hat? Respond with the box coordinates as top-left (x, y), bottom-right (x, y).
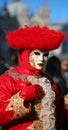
top-left (5, 25), bottom-right (65, 51)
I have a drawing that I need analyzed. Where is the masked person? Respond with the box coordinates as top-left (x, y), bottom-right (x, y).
top-left (0, 26), bottom-right (67, 130)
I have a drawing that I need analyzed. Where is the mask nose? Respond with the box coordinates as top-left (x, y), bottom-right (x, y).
top-left (40, 54), bottom-right (44, 62)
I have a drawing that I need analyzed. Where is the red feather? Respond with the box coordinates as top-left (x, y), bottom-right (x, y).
top-left (5, 25), bottom-right (66, 51)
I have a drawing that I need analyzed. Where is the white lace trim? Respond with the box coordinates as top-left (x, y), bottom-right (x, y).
top-left (27, 76), bottom-right (56, 130)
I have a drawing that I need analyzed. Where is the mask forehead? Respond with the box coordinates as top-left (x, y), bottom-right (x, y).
top-left (30, 50), bottom-right (43, 59)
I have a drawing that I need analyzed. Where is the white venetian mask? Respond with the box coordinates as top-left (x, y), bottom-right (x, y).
top-left (29, 49), bottom-right (49, 70)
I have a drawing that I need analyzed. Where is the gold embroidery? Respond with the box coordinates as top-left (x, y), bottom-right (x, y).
top-left (34, 101), bottom-right (42, 118)
top-left (6, 70), bottom-right (28, 81)
top-left (6, 91), bottom-right (31, 120)
top-left (34, 73), bottom-right (41, 78)
top-left (27, 120), bottom-right (43, 130)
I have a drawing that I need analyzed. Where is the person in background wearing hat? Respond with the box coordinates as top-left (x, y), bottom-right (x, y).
top-left (60, 55), bottom-right (68, 89)
top-left (0, 26), bottom-right (67, 130)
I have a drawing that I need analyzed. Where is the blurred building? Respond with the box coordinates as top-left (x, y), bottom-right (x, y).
top-left (0, 0), bottom-right (68, 65)
top-left (6, 0), bottom-right (30, 27)
top-left (31, 6), bottom-right (50, 27)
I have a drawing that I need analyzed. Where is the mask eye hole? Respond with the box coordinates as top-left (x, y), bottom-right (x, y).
top-left (43, 53), bottom-right (49, 57)
top-left (34, 52), bottom-right (40, 55)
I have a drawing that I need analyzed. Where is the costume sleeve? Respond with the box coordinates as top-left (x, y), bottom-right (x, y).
top-left (51, 80), bottom-right (68, 127)
top-left (0, 73), bottom-right (31, 126)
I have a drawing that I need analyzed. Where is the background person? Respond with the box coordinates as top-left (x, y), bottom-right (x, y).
top-left (60, 54), bottom-right (68, 89)
top-left (45, 55), bottom-right (68, 130)
top-left (45, 56), bottom-right (68, 98)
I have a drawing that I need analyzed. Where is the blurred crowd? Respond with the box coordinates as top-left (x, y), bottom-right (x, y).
top-left (45, 54), bottom-right (68, 130)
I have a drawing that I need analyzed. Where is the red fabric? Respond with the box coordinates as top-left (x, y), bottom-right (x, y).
top-left (20, 83), bottom-right (45, 101)
top-left (51, 81), bottom-right (68, 128)
top-left (0, 50), bottom-right (68, 130)
top-left (12, 49), bottom-right (41, 75)
top-left (6, 26), bottom-right (65, 51)
top-left (9, 121), bottom-right (33, 130)
top-left (0, 74), bottom-right (15, 126)
top-left (13, 49), bottom-right (68, 126)
top-left (51, 81), bottom-right (60, 106)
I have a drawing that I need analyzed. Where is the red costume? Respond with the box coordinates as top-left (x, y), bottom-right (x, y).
top-left (0, 26), bottom-right (67, 130)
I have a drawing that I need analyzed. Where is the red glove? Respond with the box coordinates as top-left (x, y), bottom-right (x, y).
top-left (20, 79), bottom-right (45, 101)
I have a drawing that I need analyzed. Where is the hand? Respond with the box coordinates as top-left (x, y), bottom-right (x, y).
top-left (20, 79), bottom-right (45, 101)
top-left (64, 94), bottom-right (68, 109)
